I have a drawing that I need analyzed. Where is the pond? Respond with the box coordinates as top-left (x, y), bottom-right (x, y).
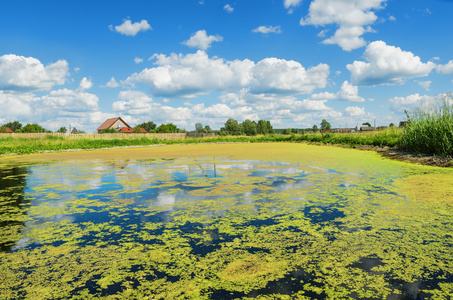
top-left (1, 143), bottom-right (453, 299)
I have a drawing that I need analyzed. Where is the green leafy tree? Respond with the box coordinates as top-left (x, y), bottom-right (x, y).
top-left (136, 121), bottom-right (156, 132)
top-left (284, 128), bottom-right (292, 135)
top-left (3, 121), bottom-right (22, 132)
top-left (241, 119), bottom-right (257, 136)
top-left (56, 127), bottom-right (67, 133)
top-left (99, 128), bottom-right (117, 133)
top-left (224, 118), bottom-right (241, 135)
top-left (17, 123), bottom-right (50, 133)
top-left (389, 123), bottom-right (395, 127)
top-left (257, 120), bottom-right (269, 135)
top-left (157, 123), bottom-right (180, 133)
top-left (203, 125), bottom-right (212, 133)
top-left (195, 123), bottom-right (204, 133)
top-left (313, 125), bottom-right (318, 132)
top-left (131, 127), bottom-right (144, 133)
top-left (320, 119), bottom-right (331, 130)
top-left (266, 121), bottom-right (274, 134)
top-left (363, 122), bottom-right (372, 127)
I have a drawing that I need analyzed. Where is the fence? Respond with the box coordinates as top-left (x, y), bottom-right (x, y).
top-left (0, 132), bottom-right (188, 140)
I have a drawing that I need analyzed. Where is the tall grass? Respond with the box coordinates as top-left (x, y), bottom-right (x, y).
top-left (400, 96), bottom-right (453, 157)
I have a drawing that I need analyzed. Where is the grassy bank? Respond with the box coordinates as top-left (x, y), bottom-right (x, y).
top-left (0, 128), bottom-right (402, 156)
top-left (400, 97), bottom-right (453, 157)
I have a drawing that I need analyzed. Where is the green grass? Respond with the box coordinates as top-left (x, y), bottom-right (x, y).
top-left (0, 129), bottom-right (402, 156)
top-left (400, 96), bottom-right (453, 157)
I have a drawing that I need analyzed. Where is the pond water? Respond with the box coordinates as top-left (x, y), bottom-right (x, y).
top-left (1, 143), bottom-right (453, 299)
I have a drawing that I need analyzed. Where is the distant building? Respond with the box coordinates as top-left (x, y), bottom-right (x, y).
top-left (356, 125), bottom-right (374, 132)
top-left (97, 117), bottom-right (131, 133)
top-left (119, 127), bottom-right (147, 133)
top-left (66, 127), bottom-right (79, 134)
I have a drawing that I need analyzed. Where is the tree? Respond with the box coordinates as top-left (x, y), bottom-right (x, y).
top-left (362, 122), bottom-right (372, 127)
top-left (136, 121), bottom-right (156, 132)
top-left (0, 127), bottom-right (10, 133)
top-left (56, 127), bottom-right (67, 133)
top-left (224, 118), bottom-right (240, 135)
top-left (3, 121), bottom-right (22, 132)
top-left (313, 125), bottom-right (318, 132)
top-left (389, 123), bottom-right (395, 127)
top-left (257, 120), bottom-right (269, 135)
top-left (157, 123), bottom-right (180, 133)
top-left (203, 125), bottom-right (212, 133)
top-left (320, 119), bottom-right (331, 130)
top-left (17, 123), bottom-right (49, 133)
top-left (131, 127), bottom-right (144, 133)
top-left (195, 123), bottom-right (204, 133)
top-left (284, 128), bottom-right (292, 135)
top-left (99, 128), bottom-right (117, 134)
top-left (266, 121), bottom-right (274, 134)
top-left (241, 119), bottom-right (257, 136)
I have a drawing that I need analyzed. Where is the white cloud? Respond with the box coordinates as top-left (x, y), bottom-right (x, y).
top-left (437, 60), bottom-right (453, 75)
top-left (250, 58), bottom-right (330, 95)
top-left (388, 93), bottom-right (438, 112)
top-left (388, 15), bottom-right (396, 21)
top-left (125, 51), bottom-right (329, 98)
top-left (109, 19), bottom-right (151, 36)
top-left (345, 106), bottom-right (366, 116)
top-left (311, 81), bottom-right (365, 102)
top-left (77, 77), bottom-right (93, 91)
top-left (182, 30), bottom-right (223, 50)
top-left (347, 41), bottom-right (436, 86)
top-left (252, 25), bottom-right (282, 34)
top-left (0, 91), bottom-right (35, 119)
top-left (300, 0), bottom-right (387, 51)
top-left (336, 81), bottom-right (365, 102)
top-left (112, 90), bottom-right (157, 115)
top-left (102, 77), bottom-right (120, 88)
top-left (417, 80), bottom-right (431, 91)
top-left (284, 0), bottom-right (303, 13)
top-left (134, 57), bottom-right (144, 64)
top-left (0, 54), bottom-right (68, 91)
top-left (224, 4), bottom-right (234, 13)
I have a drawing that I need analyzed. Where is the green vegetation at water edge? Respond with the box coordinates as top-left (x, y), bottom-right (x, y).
top-left (400, 96), bottom-right (453, 157)
top-left (0, 129), bottom-right (402, 155)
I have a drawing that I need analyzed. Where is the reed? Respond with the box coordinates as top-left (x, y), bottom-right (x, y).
top-left (400, 95), bottom-right (453, 157)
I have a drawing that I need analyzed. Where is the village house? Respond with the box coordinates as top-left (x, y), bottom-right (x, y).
top-left (97, 117), bottom-right (147, 133)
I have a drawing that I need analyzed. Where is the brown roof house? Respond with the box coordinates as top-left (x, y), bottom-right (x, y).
top-left (97, 117), bottom-right (131, 133)
top-left (97, 117), bottom-right (147, 133)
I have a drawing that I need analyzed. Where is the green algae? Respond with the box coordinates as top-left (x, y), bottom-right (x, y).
top-left (0, 143), bottom-right (453, 299)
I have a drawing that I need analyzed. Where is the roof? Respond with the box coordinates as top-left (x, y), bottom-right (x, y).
top-left (97, 117), bottom-right (130, 131)
top-left (120, 127), bottom-right (147, 133)
top-left (2, 127), bottom-right (13, 133)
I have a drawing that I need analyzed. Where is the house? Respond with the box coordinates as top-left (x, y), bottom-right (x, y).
top-left (66, 127), bottom-right (79, 134)
top-left (119, 127), bottom-right (147, 133)
top-left (97, 117), bottom-right (131, 133)
top-left (355, 125), bottom-right (374, 132)
top-left (0, 127), bottom-right (13, 133)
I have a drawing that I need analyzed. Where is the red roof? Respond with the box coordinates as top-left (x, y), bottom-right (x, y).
top-left (120, 127), bottom-right (147, 133)
top-left (2, 127), bottom-right (13, 133)
top-left (97, 117), bottom-right (130, 131)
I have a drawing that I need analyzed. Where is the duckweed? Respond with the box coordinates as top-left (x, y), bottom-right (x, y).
top-left (0, 143), bottom-right (452, 299)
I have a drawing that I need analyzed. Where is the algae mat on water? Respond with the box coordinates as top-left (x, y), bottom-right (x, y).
top-left (1, 143), bottom-right (453, 299)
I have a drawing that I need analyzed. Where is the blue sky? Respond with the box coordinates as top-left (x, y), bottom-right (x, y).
top-left (1, 0), bottom-right (453, 132)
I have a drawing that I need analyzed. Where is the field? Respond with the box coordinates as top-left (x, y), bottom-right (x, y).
top-left (0, 128), bottom-right (402, 156)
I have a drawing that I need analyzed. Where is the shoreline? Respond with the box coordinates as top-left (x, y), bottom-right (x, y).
top-left (1, 141), bottom-right (452, 167)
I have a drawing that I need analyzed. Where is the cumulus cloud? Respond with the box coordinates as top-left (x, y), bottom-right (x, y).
top-left (102, 77), bottom-right (120, 88)
top-left (417, 80), bottom-right (431, 91)
top-left (252, 25), bottom-right (282, 34)
top-left (311, 81), bottom-right (365, 102)
top-left (0, 54), bottom-right (68, 91)
top-left (109, 19), bottom-right (151, 36)
top-left (124, 51), bottom-right (329, 98)
top-left (182, 30), bottom-right (223, 50)
top-left (224, 4), bottom-right (234, 13)
top-left (388, 93), bottom-right (438, 112)
top-left (0, 91), bottom-right (35, 118)
top-left (437, 60), bottom-right (453, 74)
top-left (345, 106), bottom-right (366, 116)
top-left (347, 41), bottom-right (436, 86)
top-left (284, 0), bottom-right (303, 13)
top-left (300, 0), bottom-right (387, 51)
top-left (134, 57), bottom-right (144, 64)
